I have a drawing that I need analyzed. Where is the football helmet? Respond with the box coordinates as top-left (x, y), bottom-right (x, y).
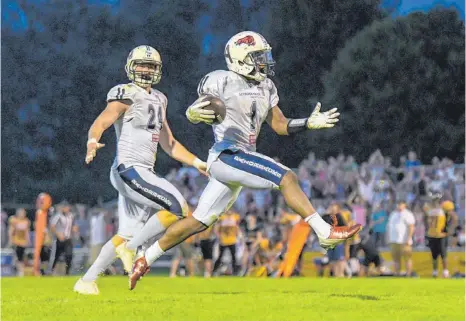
top-left (224, 31), bottom-right (275, 82)
top-left (441, 200), bottom-right (455, 212)
top-left (125, 45), bottom-right (162, 87)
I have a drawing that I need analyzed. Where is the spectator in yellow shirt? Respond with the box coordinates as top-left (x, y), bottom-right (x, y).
top-left (213, 210), bottom-right (241, 275)
top-left (8, 208), bottom-right (31, 276)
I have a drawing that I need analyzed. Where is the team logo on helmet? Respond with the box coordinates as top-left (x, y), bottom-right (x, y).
top-left (235, 35), bottom-right (256, 46)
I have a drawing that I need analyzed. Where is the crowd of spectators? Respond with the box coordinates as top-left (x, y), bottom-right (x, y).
top-left (1, 150), bottom-right (464, 277)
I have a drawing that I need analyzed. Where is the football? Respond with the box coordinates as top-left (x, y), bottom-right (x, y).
top-left (201, 95), bottom-right (226, 125)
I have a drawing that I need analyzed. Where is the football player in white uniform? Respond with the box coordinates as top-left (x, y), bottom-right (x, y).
top-left (74, 45), bottom-right (207, 295)
top-left (129, 32), bottom-right (361, 289)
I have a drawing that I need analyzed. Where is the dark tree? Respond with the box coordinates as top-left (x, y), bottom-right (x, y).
top-left (321, 9), bottom-right (465, 163)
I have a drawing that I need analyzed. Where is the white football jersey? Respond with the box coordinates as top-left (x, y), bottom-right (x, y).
top-left (107, 83), bottom-right (167, 169)
top-left (197, 70), bottom-right (279, 160)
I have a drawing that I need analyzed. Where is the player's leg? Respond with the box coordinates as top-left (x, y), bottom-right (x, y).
top-left (429, 238), bottom-right (440, 277)
top-left (15, 247), bottom-right (25, 277)
top-left (126, 210), bottom-right (178, 251)
top-left (64, 239), bottom-right (73, 275)
top-left (440, 238), bottom-right (449, 277)
top-left (212, 150), bottom-right (360, 249)
top-left (169, 248), bottom-right (182, 277)
top-left (51, 240), bottom-right (64, 274)
top-left (75, 195), bottom-right (144, 294)
top-left (200, 240), bottom-right (213, 277)
top-left (129, 179), bottom-right (241, 289)
top-left (403, 244), bottom-right (412, 276)
top-left (182, 244), bottom-right (195, 277)
top-left (213, 245), bottom-right (227, 273)
top-left (390, 244), bottom-right (401, 275)
top-left (229, 244), bottom-right (238, 275)
top-left (111, 165), bottom-right (187, 270)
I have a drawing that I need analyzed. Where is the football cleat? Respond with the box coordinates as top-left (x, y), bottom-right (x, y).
top-left (319, 216), bottom-right (362, 250)
top-left (115, 242), bottom-right (136, 274)
top-left (129, 256), bottom-right (150, 290)
top-left (73, 278), bottom-right (99, 295)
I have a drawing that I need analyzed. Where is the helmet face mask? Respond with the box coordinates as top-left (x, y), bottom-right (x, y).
top-left (244, 49), bottom-right (275, 80)
top-left (125, 46), bottom-right (162, 87)
top-left (128, 61), bottom-right (162, 86)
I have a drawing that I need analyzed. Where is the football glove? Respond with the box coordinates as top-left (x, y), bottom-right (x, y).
top-left (306, 102), bottom-right (340, 129)
top-left (186, 99), bottom-right (215, 125)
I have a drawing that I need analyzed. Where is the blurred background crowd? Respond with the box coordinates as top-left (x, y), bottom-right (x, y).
top-left (2, 0), bottom-right (464, 279)
top-left (2, 149), bottom-right (464, 278)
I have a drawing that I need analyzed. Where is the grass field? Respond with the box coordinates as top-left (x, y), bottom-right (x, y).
top-left (1, 276), bottom-right (464, 321)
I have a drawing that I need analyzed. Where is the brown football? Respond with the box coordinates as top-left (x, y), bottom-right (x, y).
top-left (201, 95), bottom-right (226, 125)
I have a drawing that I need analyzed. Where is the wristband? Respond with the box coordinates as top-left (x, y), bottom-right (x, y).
top-left (287, 118), bottom-right (308, 134)
top-left (87, 138), bottom-right (98, 145)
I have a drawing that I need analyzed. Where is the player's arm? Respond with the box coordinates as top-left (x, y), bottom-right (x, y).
top-left (266, 102), bottom-right (340, 136)
top-left (26, 220), bottom-right (31, 246)
top-left (159, 119), bottom-right (207, 174)
top-left (7, 218), bottom-right (14, 247)
top-left (449, 211), bottom-right (458, 237)
top-left (85, 100), bottom-right (130, 164)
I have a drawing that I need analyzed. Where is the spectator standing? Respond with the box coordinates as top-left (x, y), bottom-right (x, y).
top-left (387, 201), bottom-right (415, 276)
top-left (75, 206), bottom-right (89, 247)
top-left (197, 225), bottom-right (216, 278)
top-left (8, 208), bottom-right (31, 276)
top-left (88, 209), bottom-right (107, 266)
top-left (322, 203), bottom-right (347, 278)
top-left (213, 210), bottom-right (241, 275)
top-left (1, 210), bottom-right (8, 248)
top-left (370, 203), bottom-right (388, 248)
top-left (357, 173), bottom-right (374, 206)
top-left (50, 201), bottom-right (78, 275)
top-left (405, 151), bottom-right (421, 169)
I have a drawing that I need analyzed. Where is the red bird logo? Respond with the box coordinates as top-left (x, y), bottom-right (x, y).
top-left (235, 35), bottom-right (256, 46)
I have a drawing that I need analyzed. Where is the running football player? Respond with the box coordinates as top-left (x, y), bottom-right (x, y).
top-left (129, 32), bottom-right (361, 289)
top-left (73, 45), bottom-right (207, 295)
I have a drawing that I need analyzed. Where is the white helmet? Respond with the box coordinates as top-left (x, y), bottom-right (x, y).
top-left (224, 31), bottom-right (275, 82)
top-left (125, 45), bottom-right (162, 87)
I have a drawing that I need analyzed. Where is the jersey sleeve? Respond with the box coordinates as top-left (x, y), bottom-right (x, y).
top-left (197, 70), bottom-right (228, 98)
top-left (106, 84), bottom-right (136, 103)
top-left (268, 79), bottom-right (279, 108)
top-left (405, 211), bottom-right (415, 225)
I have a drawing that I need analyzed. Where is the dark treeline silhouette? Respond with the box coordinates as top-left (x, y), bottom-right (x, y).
top-left (2, 0), bottom-right (464, 204)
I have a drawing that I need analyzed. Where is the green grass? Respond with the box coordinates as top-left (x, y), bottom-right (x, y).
top-left (2, 277), bottom-right (464, 321)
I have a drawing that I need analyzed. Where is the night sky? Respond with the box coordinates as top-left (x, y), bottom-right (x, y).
top-left (3, 0), bottom-right (465, 33)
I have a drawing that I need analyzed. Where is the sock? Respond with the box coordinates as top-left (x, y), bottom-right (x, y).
top-left (145, 241), bottom-right (165, 265)
top-left (305, 212), bottom-right (331, 238)
top-left (82, 240), bottom-right (117, 282)
top-left (126, 213), bottom-right (169, 250)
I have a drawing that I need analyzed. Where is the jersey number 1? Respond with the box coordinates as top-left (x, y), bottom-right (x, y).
top-left (250, 101), bottom-right (257, 131)
top-left (147, 104), bottom-right (162, 130)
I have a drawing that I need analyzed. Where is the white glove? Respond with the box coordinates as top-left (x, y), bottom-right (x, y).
top-left (186, 99), bottom-right (215, 124)
top-left (306, 102), bottom-right (340, 129)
